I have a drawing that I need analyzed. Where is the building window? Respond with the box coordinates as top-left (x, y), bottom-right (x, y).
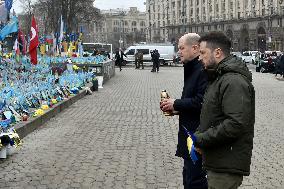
top-left (208, 25), bottom-right (211, 31)
top-left (178, 1), bottom-right (181, 9)
top-left (278, 18), bottom-right (282, 27)
top-left (132, 21), bottom-right (137, 27)
top-left (262, 9), bottom-right (265, 16)
top-left (140, 21), bottom-right (145, 27)
top-left (230, 1), bottom-right (233, 10)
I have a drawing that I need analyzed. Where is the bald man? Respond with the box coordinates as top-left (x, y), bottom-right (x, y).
top-left (161, 33), bottom-right (208, 189)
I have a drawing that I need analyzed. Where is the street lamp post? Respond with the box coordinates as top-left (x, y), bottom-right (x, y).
top-left (148, 1), bottom-right (153, 42)
top-left (268, 2), bottom-right (273, 50)
top-left (165, 0), bottom-right (169, 43)
top-left (119, 10), bottom-right (126, 48)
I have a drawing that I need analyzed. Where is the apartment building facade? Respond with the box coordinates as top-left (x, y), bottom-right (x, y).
top-left (146, 0), bottom-right (284, 52)
top-left (94, 7), bottom-right (147, 50)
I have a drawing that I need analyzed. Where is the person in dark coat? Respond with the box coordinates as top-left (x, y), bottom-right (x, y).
top-left (151, 49), bottom-right (160, 72)
top-left (195, 32), bottom-right (255, 189)
top-left (137, 50), bottom-right (144, 69)
top-left (115, 48), bottom-right (127, 71)
top-left (135, 51), bottom-right (139, 69)
top-left (274, 55), bottom-right (282, 77)
top-left (280, 54), bottom-right (284, 78)
top-left (160, 33), bottom-right (208, 189)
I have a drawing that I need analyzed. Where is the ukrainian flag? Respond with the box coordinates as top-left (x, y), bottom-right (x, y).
top-left (0, 16), bottom-right (18, 41)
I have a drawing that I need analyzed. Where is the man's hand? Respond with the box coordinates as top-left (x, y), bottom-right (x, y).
top-left (195, 147), bottom-right (202, 154)
top-left (160, 98), bottom-right (175, 112)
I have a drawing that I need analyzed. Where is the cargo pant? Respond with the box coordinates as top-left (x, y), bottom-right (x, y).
top-left (207, 171), bottom-right (243, 189)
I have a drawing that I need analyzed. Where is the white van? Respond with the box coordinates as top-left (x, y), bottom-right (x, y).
top-left (123, 44), bottom-right (175, 65)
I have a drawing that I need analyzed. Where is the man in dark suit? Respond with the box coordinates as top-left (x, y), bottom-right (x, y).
top-left (160, 33), bottom-right (208, 189)
top-left (115, 48), bottom-right (127, 71)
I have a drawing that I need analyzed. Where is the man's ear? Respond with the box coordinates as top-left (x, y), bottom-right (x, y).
top-left (193, 45), bottom-right (199, 53)
top-left (214, 48), bottom-right (222, 58)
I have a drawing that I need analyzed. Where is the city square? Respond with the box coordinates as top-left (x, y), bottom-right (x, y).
top-left (0, 66), bottom-right (283, 188)
top-left (1, 0), bottom-right (284, 188)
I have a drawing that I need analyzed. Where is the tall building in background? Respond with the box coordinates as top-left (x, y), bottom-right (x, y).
top-left (146, 0), bottom-right (284, 52)
top-left (0, 1), bottom-right (8, 24)
top-left (94, 7), bottom-right (147, 50)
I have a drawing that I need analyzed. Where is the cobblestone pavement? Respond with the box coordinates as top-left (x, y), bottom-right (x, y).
top-left (0, 65), bottom-right (283, 189)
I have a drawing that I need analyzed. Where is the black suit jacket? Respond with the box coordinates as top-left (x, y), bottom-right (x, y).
top-left (115, 51), bottom-right (127, 62)
top-left (173, 56), bottom-right (208, 159)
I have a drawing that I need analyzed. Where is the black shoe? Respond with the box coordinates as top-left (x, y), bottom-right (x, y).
top-left (120, 69), bottom-right (122, 71)
top-left (151, 70), bottom-right (154, 72)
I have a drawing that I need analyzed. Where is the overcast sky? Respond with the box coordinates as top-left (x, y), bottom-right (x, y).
top-left (12, 0), bottom-right (146, 13)
top-left (95, 0), bottom-right (146, 11)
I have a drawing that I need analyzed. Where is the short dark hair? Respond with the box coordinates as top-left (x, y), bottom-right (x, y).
top-left (199, 32), bottom-right (231, 56)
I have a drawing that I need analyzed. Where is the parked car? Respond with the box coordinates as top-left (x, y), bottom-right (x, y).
top-left (123, 44), bottom-right (175, 65)
top-left (172, 53), bottom-right (181, 65)
top-left (231, 51), bottom-right (242, 58)
top-left (241, 51), bottom-right (258, 64)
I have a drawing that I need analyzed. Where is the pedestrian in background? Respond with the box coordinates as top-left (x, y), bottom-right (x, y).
top-left (151, 49), bottom-right (160, 72)
top-left (137, 50), bottom-right (144, 69)
top-left (135, 51), bottom-right (139, 69)
top-left (274, 55), bottom-right (282, 77)
top-left (115, 48), bottom-right (127, 71)
top-left (160, 33), bottom-right (208, 189)
top-left (195, 32), bottom-right (255, 189)
top-left (280, 54), bottom-right (284, 78)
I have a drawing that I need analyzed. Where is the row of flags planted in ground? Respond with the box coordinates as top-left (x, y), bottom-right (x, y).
top-left (0, 15), bottom-right (39, 65)
top-left (0, 15), bottom-right (84, 64)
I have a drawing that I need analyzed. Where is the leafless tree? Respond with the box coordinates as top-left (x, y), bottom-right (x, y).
top-left (18, 0), bottom-right (33, 34)
top-left (18, 0), bottom-right (102, 34)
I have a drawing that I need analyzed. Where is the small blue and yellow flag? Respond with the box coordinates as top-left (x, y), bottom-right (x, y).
top-left (183, 126), bottom-right (198, 164)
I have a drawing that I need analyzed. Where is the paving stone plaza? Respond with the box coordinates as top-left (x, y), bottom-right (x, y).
top-left (0, 65), bottom-right (283, 189)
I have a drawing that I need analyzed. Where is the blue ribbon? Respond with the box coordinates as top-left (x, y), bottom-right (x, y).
top-left (182, 125), bottom-right (198, 164)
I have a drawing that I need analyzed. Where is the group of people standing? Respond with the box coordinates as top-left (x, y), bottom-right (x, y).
top-left (160, 32), bottom-right (255, 189)
top-left (114, 48), bottom-right (161, 72)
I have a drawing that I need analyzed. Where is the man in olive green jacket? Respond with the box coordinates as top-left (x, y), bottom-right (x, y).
top-left (194, 32), bottom-right (255, 189)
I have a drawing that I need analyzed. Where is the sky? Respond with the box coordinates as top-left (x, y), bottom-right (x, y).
top-left (94, 0), bottom-right (146, 11)
top-left (11, 0), bottom-right (146, 14)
